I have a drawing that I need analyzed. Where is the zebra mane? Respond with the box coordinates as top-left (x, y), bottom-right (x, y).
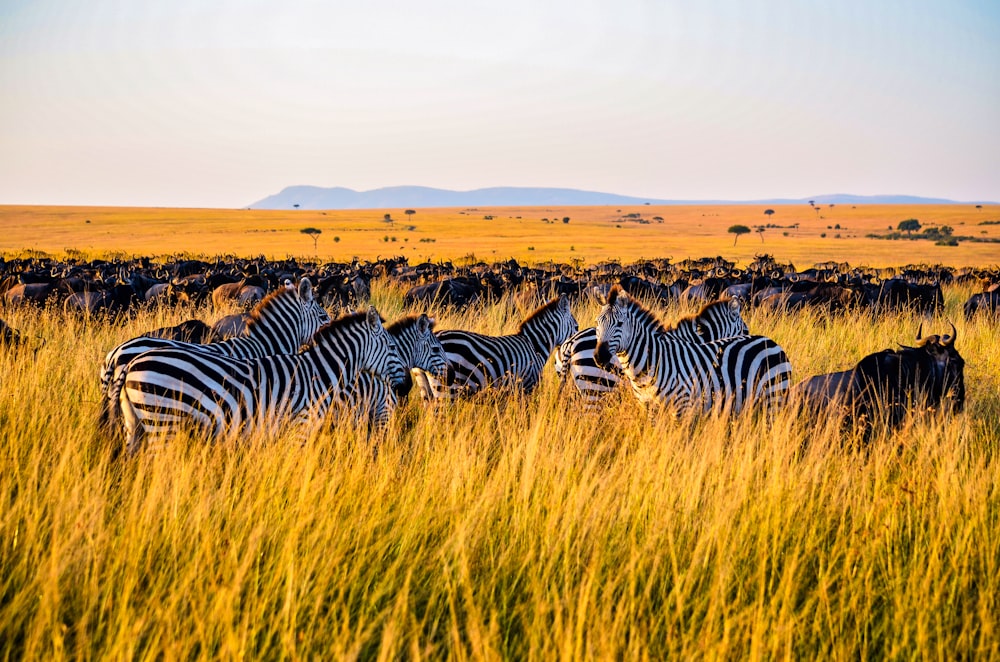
top-left (669, 299), bottom-right (734, 330)
top-left (312, 311), bottom-right (369, 342)
top-left (518, 296), bottom-right (564, 333)
top-left (245, 287), bottom-right (297, 330)
top-left (607, 285), bottom-right (670, 334)
top-left (386, 314), bottom-right (435, 335)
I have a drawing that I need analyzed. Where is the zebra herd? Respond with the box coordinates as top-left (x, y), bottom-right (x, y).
top-left (99, 278), bottom-right (813, 454)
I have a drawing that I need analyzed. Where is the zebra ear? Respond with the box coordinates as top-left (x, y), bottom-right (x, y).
top-left (558, 294), bottom-right (570, 310)
top-left (298, 278), bottom-right (314, 301)
top-left (729, 298), bottom-right (741, 314)
top-left (417, 313), bottom-right (431, 333)
top-left (366, 305), bottom-right (382, 328)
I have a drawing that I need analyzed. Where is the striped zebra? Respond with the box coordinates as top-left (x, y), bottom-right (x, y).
top-left (594, 287), bottom-right (791, 415)
top-left (330, 314), bottom-right (449, 428)
top-left (412, 295), bottom-right (578, 400)
top-left (118, 307), bottom-right (406, 453)
top-left (99, 279), bottom-right (330, 430)
top-left (555, 298), bottom-right (749, 408)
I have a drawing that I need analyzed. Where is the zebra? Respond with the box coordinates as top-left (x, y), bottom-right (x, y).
top-left (594, 286), bottom-right (791, 415)
top-left (99, 278), bottom-right (330, 430)
top-left (329, 313), bottom-right (449, 428)
top-left (556, 298), bottom-right (749, 409)
top-left (117, 307), bottom-right (406, 453)
top-left (412, 294), bottom-right (578, 400)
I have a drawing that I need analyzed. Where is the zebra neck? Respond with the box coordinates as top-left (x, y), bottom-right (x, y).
top-left (619, 331), bottom-right (668, 387)
top-left (302, 341), bottom-right (366, 397)
top-left (389, 328), bottom-right (416, 369)
top-left (519, 316), bottom-right (560, 358)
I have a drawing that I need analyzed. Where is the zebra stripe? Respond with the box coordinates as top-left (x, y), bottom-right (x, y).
top-left (594, 287), bottom-right (791, 414)
top-left (328, 313), bottom-right (448, 429)
top-left (557, 298), bottom-right (749, 408)
top-left (413, 295), bottom-right (578, 400)
top-left (118, 307), bottom-right (405, 453)
top-left (100, 279), bottom-right (330, 429)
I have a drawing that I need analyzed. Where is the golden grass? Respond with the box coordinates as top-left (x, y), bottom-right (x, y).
top-left (2, 203), bottom-right (1000, 267)
top-left (1, 282), bottom-right (998, 658)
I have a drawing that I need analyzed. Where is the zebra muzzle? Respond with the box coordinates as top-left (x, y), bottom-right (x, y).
top-left (594, 342), bottom-right (615, 370)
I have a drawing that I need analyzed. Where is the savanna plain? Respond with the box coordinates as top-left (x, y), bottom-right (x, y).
top-left (1, 204), bottom-right (999, 659)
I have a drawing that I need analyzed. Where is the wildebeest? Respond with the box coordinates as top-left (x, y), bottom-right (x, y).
top-left (963, 289), bottom-right (1000, 318)
top-left (143, 319), bottom-right (215, 343)
top-left (794, 324), bottom-right (965, 431)
top-left (0, 318), bottom-right (23, 347)
top-left (211, 313), bottom-right (251, 340)
top-left (403, 278), bottom-right (482, 309)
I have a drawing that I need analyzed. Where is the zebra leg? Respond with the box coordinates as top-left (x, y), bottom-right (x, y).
top-left (118, 387), bottom-right (146, 456)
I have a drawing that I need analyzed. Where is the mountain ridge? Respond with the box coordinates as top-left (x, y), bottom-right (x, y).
top-left (249, 185), bottom-right (991, 210)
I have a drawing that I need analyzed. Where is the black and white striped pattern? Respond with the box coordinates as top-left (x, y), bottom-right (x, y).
top-left (100, 279), bottom-right (330, 429)
top-left (118, 307), bottom-right (405, 453)
top-left (330, 314), bottom-right (449, 428)
top-left (413, 295), bottom-right (578, 400)
top-left (556, 298), bottom-right (749, 408)
top-left (594, 287), bottom-right (791, 414)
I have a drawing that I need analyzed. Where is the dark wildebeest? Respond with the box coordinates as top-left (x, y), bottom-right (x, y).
top-left (0, 318), bottom-right (24, 347)
top-left (210, 313), bottom-right (251, 340)
top-left (403, 278), bottom-right (481, 309)
top-left (142, 319), bottom-right (215, 344)
top-left (963, 290), bottom-right (1000, 318)
top-left (794, 324), bottom-right (965, 432)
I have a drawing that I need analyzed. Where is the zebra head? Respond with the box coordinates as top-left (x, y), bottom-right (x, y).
top-left (361, 306), bottom-right (408, 389)
top-left (407, 314), bottom-right (448, 380)
top-left (297, 277), bottom-right (333, 337)
top-left (595, 286), bottom-right (637, 369)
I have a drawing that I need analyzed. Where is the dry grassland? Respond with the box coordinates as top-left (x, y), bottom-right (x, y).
top-left (0, 207), bottom-right (999, 658)
top-left (2, 203), bottom-right (999, 267)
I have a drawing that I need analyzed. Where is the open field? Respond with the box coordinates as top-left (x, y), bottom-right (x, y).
top-left (2, 203), bottom-right (1000, 267)
top-left (1, 278), bottom-right (998, 658)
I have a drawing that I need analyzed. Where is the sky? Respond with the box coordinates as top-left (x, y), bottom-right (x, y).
top-left (1, 0), bottom-right (998, 207)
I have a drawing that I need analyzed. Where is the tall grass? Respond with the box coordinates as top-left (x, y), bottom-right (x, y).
top-left (1, 289), bottom-right (998, 659)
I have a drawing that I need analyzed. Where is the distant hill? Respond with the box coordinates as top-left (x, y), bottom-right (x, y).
top-left (248, 186), bottom-right (982, 210)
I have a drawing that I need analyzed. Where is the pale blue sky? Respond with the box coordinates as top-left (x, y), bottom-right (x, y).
top-left (1, 0), bottom-right (997, 207)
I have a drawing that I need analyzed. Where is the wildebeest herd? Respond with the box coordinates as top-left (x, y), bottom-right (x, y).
top-left (0, 253), bottom-right (990, 451)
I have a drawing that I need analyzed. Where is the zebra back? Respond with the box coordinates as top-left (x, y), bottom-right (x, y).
top-left (416, 295), bottom-right (578, 400)
top-left (668, 298), bottom-right (748, 343)
top-left (118, 306), bottom-right (403, 452)
top-left (100, 279), bottom-right (329, 430)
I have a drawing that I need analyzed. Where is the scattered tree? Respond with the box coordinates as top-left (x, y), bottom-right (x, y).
top-left (405, 209), bottom-right (416, 219)
top-left (293, 203), bottom-right (300, 209)
top-left (897, 218), bottom-right (921, 234)
top-left (728, 224), bottom-right (751, 246)
top-left (763, 209), bottom-right (775, 219)
top-left (300, 227), bottom-right (322, 252)
top-left (384, 213), bottom-right (393, 223)
top-left (976, 204), bottom-right (983, 211)
top-left (562, 217), bottom-right (570, 224)
top-left (756, 226), bottom-right (766, 243)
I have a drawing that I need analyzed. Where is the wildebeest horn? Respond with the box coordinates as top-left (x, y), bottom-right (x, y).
top-left (915, 323), bottom-right (923, 342)
top-left (942, 321), bottom-right (957, 347)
